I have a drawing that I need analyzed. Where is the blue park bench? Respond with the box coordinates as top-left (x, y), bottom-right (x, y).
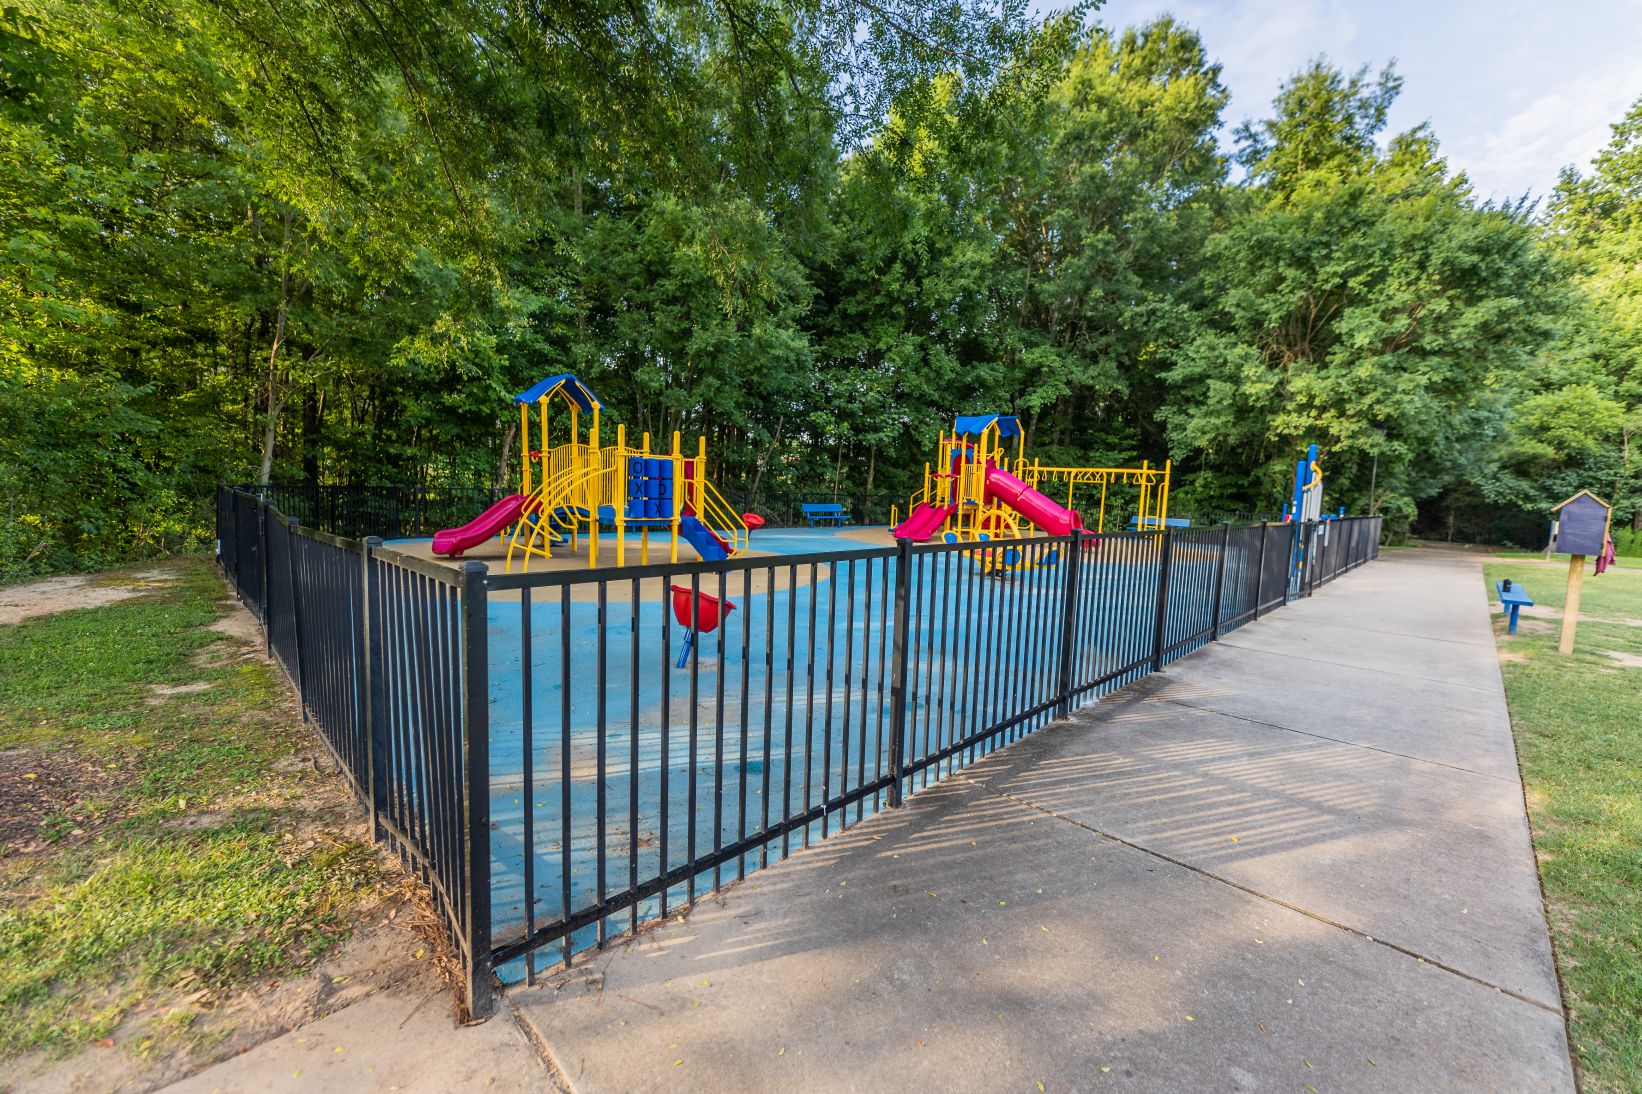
top-left (801, 503), bottom-right (853, 527)
top-left (1129, 515), bottom-right (1192, 530)
top-left (1495, 579), bottom-right (1533, 636)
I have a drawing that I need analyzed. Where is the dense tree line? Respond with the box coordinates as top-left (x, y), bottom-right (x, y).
top-left (2, 1), bottom-right (1638, 577)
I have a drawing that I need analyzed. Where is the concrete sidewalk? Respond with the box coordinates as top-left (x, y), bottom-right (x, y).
top-left (509, 549), bottom-right (1573, 1092)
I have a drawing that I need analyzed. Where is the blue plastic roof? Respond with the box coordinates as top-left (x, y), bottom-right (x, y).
top-left (514, 374), bottom-right (603, 411)
top-left (954, 415), bottom-right (1021, 438)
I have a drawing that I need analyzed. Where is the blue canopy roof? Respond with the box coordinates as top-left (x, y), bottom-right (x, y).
top-left (514, 374), bottom-right (604, 411)
top-left (954, 414), bottom-right (1021, 438)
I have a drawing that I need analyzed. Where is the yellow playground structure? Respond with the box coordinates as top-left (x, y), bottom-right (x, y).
top-left (892, 415), bottom-right (1171, 544)
top-left (430, 374), bottom-right (753, 571)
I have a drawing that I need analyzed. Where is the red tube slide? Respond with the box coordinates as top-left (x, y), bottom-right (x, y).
top-left (433, 494), bottom-right (527, 557)
top-left (983, 466), bottom-right (1081, 536)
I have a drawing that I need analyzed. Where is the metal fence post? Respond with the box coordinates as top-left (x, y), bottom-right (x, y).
top-left (1150, 530), bottom-right (1175, 673)
top-left (886, 537), bottom-right (913, 808)
top-left (1054, 533), bottom-right (1084, 718)
top-left (459, 559), bottom-right (494, 1019)
top-left (362, 536), bottom-right (385, 841)
top-left (1298, 522), bottom-right (1312, 597)
top-left (1210, 522), bottom-right (1230, 640)
top-left (286, 518), bottom-right (307, 720)
top-left (1253, 523), bottom-right (1269, 620)
top-left (259, 498), bottom-right (272, 647)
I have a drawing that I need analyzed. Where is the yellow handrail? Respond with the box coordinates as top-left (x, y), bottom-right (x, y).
top-left (695, 476), bottom-right (750, 555)
top-left (506, 463), bottom-right (611, 572)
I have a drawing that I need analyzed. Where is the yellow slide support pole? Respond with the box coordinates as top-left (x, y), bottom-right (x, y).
top-left (1098, 478), bottom-right (1108, 535)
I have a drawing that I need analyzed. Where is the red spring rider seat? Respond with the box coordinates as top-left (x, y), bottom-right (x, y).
top-left (670, 585), bottom-right (737, 668)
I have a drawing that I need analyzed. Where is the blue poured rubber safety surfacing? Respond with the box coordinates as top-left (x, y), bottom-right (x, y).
top-left (401, 527), bottom-right (1232, 981)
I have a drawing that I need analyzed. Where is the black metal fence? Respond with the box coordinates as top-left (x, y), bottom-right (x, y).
top-left (216, 489), bottom-right (493, 1014)
top-left (216, 485), bottom-right (1379, 1017)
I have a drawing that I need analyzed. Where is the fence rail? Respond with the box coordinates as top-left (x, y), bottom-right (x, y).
top-left (216, 484), bottom-right (1380, 1016)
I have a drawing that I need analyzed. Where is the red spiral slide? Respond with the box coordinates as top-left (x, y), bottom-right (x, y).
top-left (433, 494), bottom-right (527, 558)
top-left (982, 466), bottom-right (1081, 536)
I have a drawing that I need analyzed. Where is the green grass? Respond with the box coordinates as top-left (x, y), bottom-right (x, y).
top-left (1486, 560), bottom-right (1642, 619)
top-left (0, 558), bottom-right (377, 1061)
top-left (1493, 549), bottom-right (1642, 566)
top-left (1484, 563), bottom-right (1642, 1092)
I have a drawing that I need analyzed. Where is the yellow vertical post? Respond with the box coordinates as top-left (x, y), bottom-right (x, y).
top-left (697, 435), bottom-right (708, 518)
top-left (669, 430), bottom-right (682, 563)
top-left (587, 407), bottom-right (601, 568)
top-left (1158, 459), bottom-right (1171, 529)
top-left (1098, 478), bottom-right (1108, 535)
top-left (640, 432), bottom-right (651, 564)
top-left (1138, 461), bottom-right (1151, 531)
top-left (616, 423), bottom-right (627, 568)
top-left (519, 401), bottom-right (532, 496)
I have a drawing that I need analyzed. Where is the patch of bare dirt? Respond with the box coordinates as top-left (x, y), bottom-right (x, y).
top-left (0, 749), bottom-right (123, 856)
top-left (0, 570), bottom-right (179, 626)
top-left (143, 681), bottom-right (213, 706)
top-left (1605, 650), bottom-right (1642, 668)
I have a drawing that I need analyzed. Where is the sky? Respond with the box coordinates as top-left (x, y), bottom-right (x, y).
top-left (1052, 0), bottom-right (1642, 203)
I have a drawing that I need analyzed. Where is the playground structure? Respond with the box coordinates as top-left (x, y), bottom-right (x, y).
top-left (433, 374), bottom-right (752, 571)
top-left (892, 415), bottom-right (1172, 545)
top-left (1286, 443), bottom-right (1324, 523)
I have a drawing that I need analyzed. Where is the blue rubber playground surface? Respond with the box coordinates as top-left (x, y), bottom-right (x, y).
top-left (441, 525), bottom-right (1250, 981)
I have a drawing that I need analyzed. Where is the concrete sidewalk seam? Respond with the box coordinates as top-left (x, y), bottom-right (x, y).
top-left (955, 773), bottom-right (1564, 1016)
top-left (502, 988), bottom-right (577, 1093)
top-left (1145, 695), bottom-right (1521, 784)
top-left (1215, 640), bottom-right (1497, 694)
top-left (1256, 613), bottom-right (1499, 650)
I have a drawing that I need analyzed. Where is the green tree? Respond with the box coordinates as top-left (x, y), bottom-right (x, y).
top-left (1164, 61), bottom-right (1559, 531)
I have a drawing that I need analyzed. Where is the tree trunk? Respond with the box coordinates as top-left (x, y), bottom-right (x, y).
top-left (301, 386), bottom-right (321, 484)
top-left (496, 420), bottom-right (518, 489)
top-left (257, 208), bottom-right (295, 486)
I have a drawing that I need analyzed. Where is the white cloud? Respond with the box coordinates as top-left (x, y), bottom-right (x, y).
top-left (1453, 72), bottom-right (1642, 202)
top-left (1067, 0), bottom-right (1642, 201)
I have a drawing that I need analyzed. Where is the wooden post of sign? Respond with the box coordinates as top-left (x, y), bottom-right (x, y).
top-left (1558, 554), bottom-right (1586, 655)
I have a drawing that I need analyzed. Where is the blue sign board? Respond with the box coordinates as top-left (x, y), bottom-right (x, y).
top-left (1552, 491), bottom-right (1611, 556)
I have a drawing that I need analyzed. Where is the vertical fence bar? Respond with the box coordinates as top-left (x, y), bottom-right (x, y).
top-left (286, 519), bottom-right (307, 719)
top-left (1210, 522), bottom-right (1230, 639)
top-left (259, 500), bottom-right (271, 648)
top-left (1150, 530), bottom-right (1174, 673)
top-left (362, 537), bottom-right (384, 840)
top-left (1253, 524), bottom-right (1269, 620)
top-left (886, 538), bottom-right (913, 807)
top-left (459, 560), bottom-right (493, 1019)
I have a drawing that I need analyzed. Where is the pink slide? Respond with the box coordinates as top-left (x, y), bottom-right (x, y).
top-left (983, 466), bottom-right (1081, 536)
top-left (433, 494), bottom-right (527, 557)
top-left (893, 502), bottom-right (956, 541)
